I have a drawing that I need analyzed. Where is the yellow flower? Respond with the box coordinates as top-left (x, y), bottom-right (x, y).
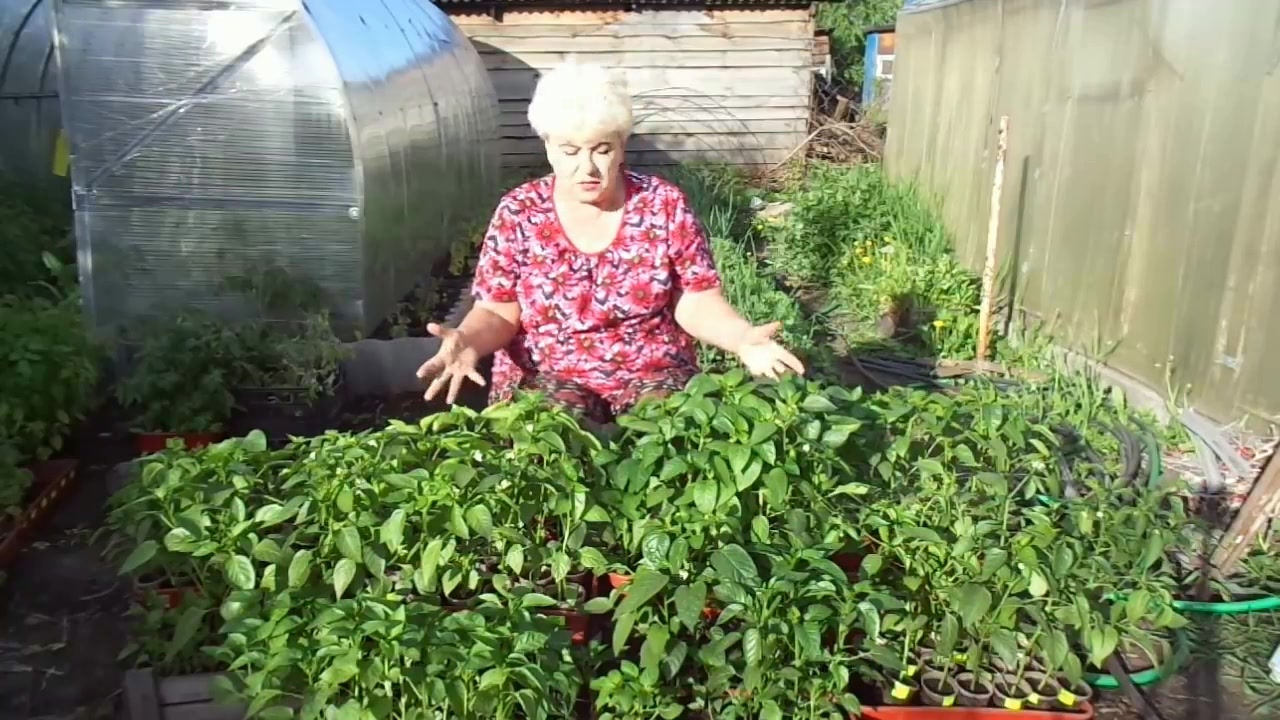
top-left (932, 320), bottom-right (947, 329)
top-left (861, 256), bottom-right (873, 265)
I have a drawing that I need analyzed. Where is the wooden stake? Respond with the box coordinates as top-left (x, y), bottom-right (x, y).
top-left (1211, 453), bottom-right (1280, 577)
top-left (976, 115), bottom-right (1009, 363)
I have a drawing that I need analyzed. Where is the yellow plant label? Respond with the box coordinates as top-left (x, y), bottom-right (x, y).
top-left (53, 130), bottom-right (70, 177)
top-left (942, 695), bottom-right (955, 707)
top-left (1003, 697), bottom-right (1023, 711)
top-left (1028, 693), bottom-right (1041, 705)
top-left (905, 664), bottom-right (919, 677)
top-left (953, 652), bottom-right (968, 662)
top-left (1057, 689), bottom-right (1078, 706)
top-left (891, 682), bottom-right (911, 700)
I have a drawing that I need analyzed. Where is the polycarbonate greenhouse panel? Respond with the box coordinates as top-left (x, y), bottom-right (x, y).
top-left (51, 0), bottom-right (500, 340)
top-left (0, 0), bottom-right (64, 195)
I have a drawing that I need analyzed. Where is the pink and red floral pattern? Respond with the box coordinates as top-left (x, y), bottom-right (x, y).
top-left (471, 171), bottom-right (722, 416)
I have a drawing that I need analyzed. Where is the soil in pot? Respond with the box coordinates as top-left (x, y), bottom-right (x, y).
top-left (953, 671), bottom-right (994, 708)
top-left (1052, 675), bottom-right (1095, 710)
top-left (918, 670), bottom-right (959, 707)
top-left (992, 675), bottom-right (1035, 712)
top-left (881, 673), bottom-right (919, 706)
top-left (1023, 671), bottom-right (1064, 710)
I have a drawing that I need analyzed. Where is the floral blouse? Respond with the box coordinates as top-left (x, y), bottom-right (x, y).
top-left (470, 171), bottom-right (722, 414)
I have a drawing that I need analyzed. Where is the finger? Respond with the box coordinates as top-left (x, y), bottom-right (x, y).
top-left (777, 348), bottom-right (806, 375)
top-left (416, 357), bottom-right (444, 380)
top-left (424, 372), bottom-right (450, 401)
top-left (446, 373), bottom-right (465, 404)
top-left (426, 322), bottom-right (453, 339)
top-left (466, 370), bottom-right (487, 388)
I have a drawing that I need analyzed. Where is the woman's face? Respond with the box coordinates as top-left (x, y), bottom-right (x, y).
top-left (545, 134), bottom-right (626, 205)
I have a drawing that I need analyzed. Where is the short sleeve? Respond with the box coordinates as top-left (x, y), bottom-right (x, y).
top-left (471, 195), bottom-right (522, 303)
top-left (668, 189), bottom-right (722, 294)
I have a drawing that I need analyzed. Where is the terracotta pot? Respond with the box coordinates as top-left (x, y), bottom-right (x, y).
top-left (833, 551), bottom-right (864, 574)
top-left (1052, 675), bottom-right (1094, 710)
top-left (954, 672), bottom-right (995, 707)
top-left (919, 671), bottom-right (959, 707)
top-left (132, 577), bottom-right (200, 609)
top-left (134, 432), bottom-right (222, 456)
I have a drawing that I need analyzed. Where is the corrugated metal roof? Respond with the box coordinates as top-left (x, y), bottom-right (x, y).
top-left (435, 0), bottom-right (816, 9)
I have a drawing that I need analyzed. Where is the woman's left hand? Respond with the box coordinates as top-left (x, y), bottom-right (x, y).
top-left (735, 322), bottom-right (806, 379)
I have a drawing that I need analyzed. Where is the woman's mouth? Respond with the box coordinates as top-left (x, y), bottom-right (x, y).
top-left (578, 180), bottom-right (601, 191)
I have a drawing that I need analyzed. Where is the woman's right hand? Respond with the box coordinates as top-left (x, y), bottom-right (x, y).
top-left (416, 323), bottom-right (486, 403)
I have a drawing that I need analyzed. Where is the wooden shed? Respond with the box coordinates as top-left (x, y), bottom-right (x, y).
top-left (435, 0), bottom-right (830, 170)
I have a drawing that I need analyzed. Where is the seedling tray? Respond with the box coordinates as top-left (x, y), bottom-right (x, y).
top-left (0, 459), bottom-right (79, 570)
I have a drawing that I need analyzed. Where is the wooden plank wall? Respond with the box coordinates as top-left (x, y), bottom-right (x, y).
top-left (885, 0), bottom-right (1280, 426)
top-left (451, 9), bottom-right (818, 170)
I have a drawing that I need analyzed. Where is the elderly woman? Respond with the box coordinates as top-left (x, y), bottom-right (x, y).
top-left (416, 62), bottom-right (804, 421)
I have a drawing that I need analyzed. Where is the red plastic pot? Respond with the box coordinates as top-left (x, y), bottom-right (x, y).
top-left (858, 702), bottom-right (1094, 719)
top-left (134, 432), bottom-right (223, 456)
top-left (540, 607), bottom-right (592, 645)
top-left (133, 583), bottom-right (200, 609)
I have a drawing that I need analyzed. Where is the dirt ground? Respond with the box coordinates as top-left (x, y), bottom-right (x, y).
top-left (0, 394), bottom-right (1272, 720)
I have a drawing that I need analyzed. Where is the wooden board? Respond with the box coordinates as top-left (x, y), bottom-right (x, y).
top-left (469, 35), bottom-right (812, 53)
top-left (489, 66), bottom-right (812, 101)
top-left (478, 48), bottom-right (813, 70)
top-left (501, 117), bottom-right (807, 137)
top-left (121, 669), bottom-right (245, 720)
top-left (504, 146), bottom-right (793, 169)
top-left (451, 8), bottom-right (812, 27)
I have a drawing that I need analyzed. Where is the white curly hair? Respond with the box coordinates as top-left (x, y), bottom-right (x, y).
top-left (526, 60), bottom-right (634, 142)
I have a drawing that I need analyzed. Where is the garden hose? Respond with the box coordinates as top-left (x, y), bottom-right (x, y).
top-left (1084, 629), bottom-right (1191, 690)
top-left (1171, 596), bottom-right (1280, 615)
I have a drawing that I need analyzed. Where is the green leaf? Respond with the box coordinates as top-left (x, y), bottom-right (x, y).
top-left (749, 422), bottom-right (777, 445)
top-left (659, 457), bottom-right (689, 482)
top-left (750, 515), bottom-right (770, 543)
top-left (795, 622), bottom-right (821, 660)
top-left (744, 628), bottom-right (763, 666)
top-left (916, 458), bottom-right (946, 477)
top-left (584, 597), bottom-right (613, 614)
top-left (1126, 589), bottom-right (1152, 625)
top-left (333, 558), bottom-right (357, 599)
top-left (615, 568), bottom-right (669, 615)
top-left (821, 427), bottom-right (853, 448)
top-left (578, 546), bottom-right (608, 570)
top-left (336, 487), bottom-right (354, 514)
top-left (899, 527), bottom-right (944, 544)
top-left (673, 581), bottom-right (708, 632)
top-left (379, 509), bottom-right (407, 553)
top-left (335, 526), bottom-right (362, 562)
top-left (505, 545), bottom-right (525, 576)
top-left (938, 614), bottom-right (959, 657)
top-left (1086, 627), bottom-right (1119, 669)
top-left (612, 611), bottom-right (636, 655)
top-left (1042, 629), bottom-right (1070, 671)
top-left (119, 541), bottom-right (157, 575)
top-left (692, 479), bottom-right (718, 514)
top-left (801, 395), bottom-right (837, 413)
top-left (951, 584), bottom-right (992, 628)
top-left (761, 700), bottom-right (783, 720)
top-left (288, 549), bottom-right (314, 588)
top-left (521, 593), bottom-right (558, 609)
top-left (710, 544), bottom-right (759, 586)
top-left (224, 555), bottom-right (256, 590)
top-left (164, 605), bottom-right (206, 662)
top-left (1138, 531), bottom-right (1165, 570)
top-left (639, 624), bottom-right (670, 671)
top-left (320, 652), bottom-right (360, 685)
top-left (1028, 571), bottom-right (1049, 598)
top-left (464, 505), bottom-right (494, 539)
